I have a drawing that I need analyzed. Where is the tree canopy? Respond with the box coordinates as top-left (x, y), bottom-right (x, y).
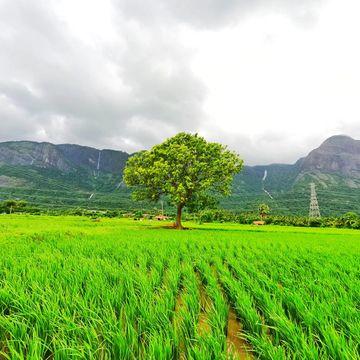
top-left (123, 132), bottom-right (243, 228)
top-left (0, 199), bottom-right (27, 214)
top-left (258, 203), bottom-right (270, 220)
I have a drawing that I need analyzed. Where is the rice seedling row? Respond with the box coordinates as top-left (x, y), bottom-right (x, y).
top-left (0, 216), bottom-right (358, 359)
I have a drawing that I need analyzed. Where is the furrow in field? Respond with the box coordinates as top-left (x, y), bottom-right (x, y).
top-left (224, 258), bottom-right (321, 358)
top-left (195, 272), bottom-right (212, 336)
top-left (173, 294), bottom-right (186, 360)
top-left (197, 261), bottom-right (255, 359)
top-left (226, 252), bottom-right (358, 358)
top-left (137, 256), bottom-right (182, 359)
top-left (172, 264), bottom-right (188, 360)
top-left (0, 337), bottom-right (9, 360)
top-left (175, 262), bottom-right (210, 358)
top-left (226, 307), bottom-right (253, 360)
top-left (211, 259), bottom-right (285, 359)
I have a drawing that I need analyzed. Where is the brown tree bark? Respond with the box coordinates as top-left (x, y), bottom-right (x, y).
top-left (175, 204), bottom-right (184, 229)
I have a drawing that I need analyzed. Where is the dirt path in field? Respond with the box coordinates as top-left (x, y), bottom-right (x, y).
top-left (0, 332), bottom-right (13, 360)
top-left (197, 275), bottom-right (212, 336)
top-left (0, 345), bottom-right (8, 360)
top-left (173, 277), bottom-right (186, 360)
top-left (209, 264), bottom-right (253, 359)
top-left (226, 307), bottom-right (253, 359)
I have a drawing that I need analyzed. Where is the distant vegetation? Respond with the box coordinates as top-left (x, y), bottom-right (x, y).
top-left (258, 203), bottom-right (270, 220)
top-left (2, 135), bottom-right (360, 216)
top-left (197, 208), bottom-right (360, 229)
top-left (2, 198), bottom-right (360, 229)
top-left (0, 199), bottom-right (28, 214)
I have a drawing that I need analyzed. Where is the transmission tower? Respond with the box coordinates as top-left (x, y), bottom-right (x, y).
top-left (309, 183), bottom-right (321, 218)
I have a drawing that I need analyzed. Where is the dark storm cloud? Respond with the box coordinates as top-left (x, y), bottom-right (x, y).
top-left (0, 0), bottom-right (324, 155)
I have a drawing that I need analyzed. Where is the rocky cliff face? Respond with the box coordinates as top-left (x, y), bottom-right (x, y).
top-left (0, 141), bottom-right (129, 174)
top-left (299, 135), bottom-right (360, 177)
top-left (1, 135), bottom-right (360, 194)
top-left (57, 144), bottom-right (129, 173)
top-left (1, 136), bottom-right (360, 214)
top-left (0, 141), bottom-right (71, 171)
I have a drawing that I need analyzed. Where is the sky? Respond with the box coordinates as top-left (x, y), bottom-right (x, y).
top-left (0, 0), bottom-right (359, 165)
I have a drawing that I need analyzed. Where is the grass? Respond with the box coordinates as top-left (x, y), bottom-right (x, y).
top-left (0, 215), bottom-right (359, 359)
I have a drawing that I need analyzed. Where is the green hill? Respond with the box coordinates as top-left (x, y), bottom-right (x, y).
top-left (1, 136), bottom-right (360, 215)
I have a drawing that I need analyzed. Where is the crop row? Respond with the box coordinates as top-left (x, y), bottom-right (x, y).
top-left (0, 229), bottom-right (358, 359)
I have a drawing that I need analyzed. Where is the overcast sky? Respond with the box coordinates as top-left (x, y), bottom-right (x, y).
top-left (0, 0), bottom-right (359, 165)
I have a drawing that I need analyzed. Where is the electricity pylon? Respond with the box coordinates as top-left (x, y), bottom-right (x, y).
top-left (309, 183), bottom-right (321, 218)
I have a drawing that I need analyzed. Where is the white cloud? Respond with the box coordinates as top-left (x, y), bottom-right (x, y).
top-left (183, 0), bottom-right (360, 163)
top-left (0, 0), bottom-right (359, 164)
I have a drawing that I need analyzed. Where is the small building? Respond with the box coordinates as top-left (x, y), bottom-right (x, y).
top-left (155, 215), bottom-right (169, 221)
top-left (253, 221), bottom-right (265, 226)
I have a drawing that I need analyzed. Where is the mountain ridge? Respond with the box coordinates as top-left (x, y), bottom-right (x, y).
top-left (1, 135), bottom-right (360, 215)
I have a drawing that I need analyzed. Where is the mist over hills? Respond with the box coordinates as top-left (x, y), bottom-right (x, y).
top-left (0, 135), bottom-right (359, 215)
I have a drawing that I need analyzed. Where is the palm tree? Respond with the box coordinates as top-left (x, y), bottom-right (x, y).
top-left (258, 203), bottom-right (270, 221)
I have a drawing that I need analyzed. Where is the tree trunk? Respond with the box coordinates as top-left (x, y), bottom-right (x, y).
top-left (175, 204), bottom-right (184, 229)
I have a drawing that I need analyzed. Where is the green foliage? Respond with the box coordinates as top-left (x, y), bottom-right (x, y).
top-left (194, 209), bottom-right (360, 229)
top-left (258, 203), bottom-right (270, 219)
top-left (0, 199), bottom-right (28, 214)
top-left (133, 210), bottom-right (143, 220)
top-left (3, 160), bottom-right (360, 218)
top-left (197, 209), bottom-right (236, 223)
top-left (339, 212), bottom-right (360, 228)
top-left (0, 216), bottom-right (358, 358)
top-left (124, 133), bottom-right (243, 227)
top-left (2, 141), bottom-right (360, 217)
top-left (308, 217), bottom-right (322, 227)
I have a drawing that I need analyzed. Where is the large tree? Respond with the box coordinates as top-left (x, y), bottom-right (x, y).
top-left (123, 133), bottom-right (243, 229)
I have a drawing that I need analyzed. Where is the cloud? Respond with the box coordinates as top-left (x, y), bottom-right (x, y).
top-left (119, 0), bottom-right (324, 28)
top-left (0, 0), bottom-right (336, 164)
top-left (0, 0), bottom-right (205, 152)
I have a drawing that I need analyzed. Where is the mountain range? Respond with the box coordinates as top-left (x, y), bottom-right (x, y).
top-left (1, 135), bottom-right (359, 215)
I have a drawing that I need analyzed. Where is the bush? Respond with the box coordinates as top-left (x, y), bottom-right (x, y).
top-left (340, 212), bottom-right (359, 228)
top-left (0, 199), bottom-right (28, 214)
top-left (197, 209), bottom-right (236, 223)
top-left (196, 210), bottom-right (360, 229)
top-left (308, 218), bottom-right (322, 227)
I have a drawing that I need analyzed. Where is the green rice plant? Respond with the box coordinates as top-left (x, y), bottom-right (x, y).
top-left (0, 215), bottom-right (358, 358)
